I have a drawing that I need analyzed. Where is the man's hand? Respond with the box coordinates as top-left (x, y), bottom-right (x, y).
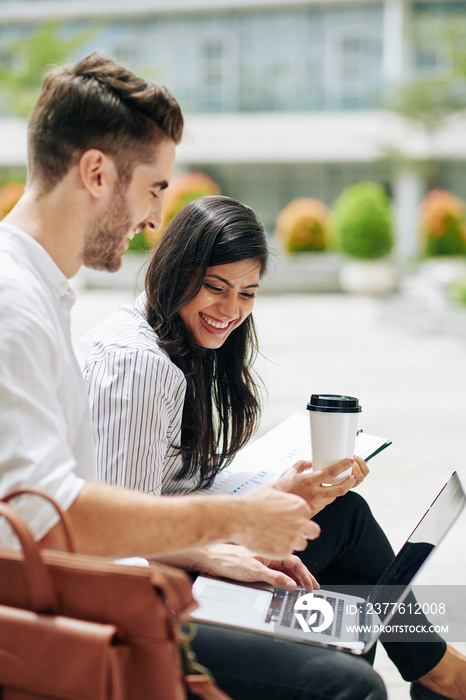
top-left (289, 456), bottom-right (369, 516)
top-left (193, 544), bottom-right (319, 590)
top-left (233, 466), bottom-right (320, 558)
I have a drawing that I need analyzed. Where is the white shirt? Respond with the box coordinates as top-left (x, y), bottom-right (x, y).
top-left (75, 294), bottom-right (201, 495)
top-left (0, 223), bottom-right (95, 546)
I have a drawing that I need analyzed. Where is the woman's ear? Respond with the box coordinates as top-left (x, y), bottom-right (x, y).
top-left (78, 149), bottom-right (116, 199)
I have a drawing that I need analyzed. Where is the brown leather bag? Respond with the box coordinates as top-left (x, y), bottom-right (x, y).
top-left (0, 488), bottom-right (230, 700)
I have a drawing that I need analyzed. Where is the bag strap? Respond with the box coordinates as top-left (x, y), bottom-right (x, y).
top-left (185, 674), bottom-right (233, 700)
top-left (150, 561), bottom-right (197, 617)
top-left (2, 487), bottom-right (76, 552)
top-left (181, 623), bottom-right (233, 700)
top-left (0, 501), bottom-right (58, 613)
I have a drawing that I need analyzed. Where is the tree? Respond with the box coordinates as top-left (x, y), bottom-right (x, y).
top-left (0, 21), bottom-right (96, 119)
top-left (382, 12), bottom-right (466, 186)
top-left (386, 12), bottom-right (466, 126)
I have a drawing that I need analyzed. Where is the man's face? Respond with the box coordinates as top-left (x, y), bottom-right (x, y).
top-left (82, 138), bottom-right (176, 272)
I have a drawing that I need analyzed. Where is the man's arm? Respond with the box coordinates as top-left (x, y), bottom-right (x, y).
top-left (39, 468), bottom-right (319, 559)
top-left (154, 544), bottom-right (320, 590)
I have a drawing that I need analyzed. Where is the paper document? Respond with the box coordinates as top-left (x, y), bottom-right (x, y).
top-left (204, 412), bottom-right (391, 495)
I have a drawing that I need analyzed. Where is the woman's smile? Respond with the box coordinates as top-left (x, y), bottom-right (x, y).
top-left (179, 259), bottom-right (261, 349)
top-left (199, 312), bottom-right (236, 332)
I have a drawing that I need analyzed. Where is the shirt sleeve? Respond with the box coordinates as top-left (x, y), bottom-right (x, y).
top-left (0, 296), bottom-right (86, 545)
top-left (82, 348), bottom-right (185, 495)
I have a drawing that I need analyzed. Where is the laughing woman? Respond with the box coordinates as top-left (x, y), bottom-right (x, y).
top-left (76, 196), bottom-right (465, 700)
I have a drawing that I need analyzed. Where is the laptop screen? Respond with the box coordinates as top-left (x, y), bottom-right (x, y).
top-left (367, 471), bottom-right (466, 625)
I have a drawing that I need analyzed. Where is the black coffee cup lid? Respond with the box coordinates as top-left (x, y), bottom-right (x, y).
top-left (307, 394), bottom-right (361, 413)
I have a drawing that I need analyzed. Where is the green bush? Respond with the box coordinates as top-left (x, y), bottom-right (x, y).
top-left (275, 198), bottom-right (329, 253)
top-left (161, 171), bottom-right (220, 226)
top-left (420, 189), bottom-right (466, 257)
top-left (140, 171), bottom-right (221, 250)
top-left (448, 276), bottom-right (466, 307)
top-left (126, 171), bottom-right (221, 253)
top-left (331, 182), bottom-right (394, 259)
top-left (127, 230), bottom-right (151, 253)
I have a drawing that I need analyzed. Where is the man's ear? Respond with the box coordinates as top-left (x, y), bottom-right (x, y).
top-left (78, 149), bottom-right (115, 199)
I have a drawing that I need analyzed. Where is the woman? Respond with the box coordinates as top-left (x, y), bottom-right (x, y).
top-left (76, 196), bottom-right (464, 700)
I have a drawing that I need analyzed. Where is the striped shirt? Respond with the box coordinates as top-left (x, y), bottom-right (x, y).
top-left (75, 293), bottom-right (201, 495)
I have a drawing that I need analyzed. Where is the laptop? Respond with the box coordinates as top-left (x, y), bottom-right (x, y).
top-left (191, 471), bottom-right (466, 654)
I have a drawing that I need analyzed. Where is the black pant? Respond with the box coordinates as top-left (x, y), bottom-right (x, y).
top-left (189, 492), bottom-right (446, 699)
top-left (190, 623), bottom-right (387, 700)
top-left (304, 491), bottom-right (446, 682)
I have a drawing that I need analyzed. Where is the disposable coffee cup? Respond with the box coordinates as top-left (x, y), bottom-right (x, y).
top-left (307, 394), bottom-right (362, 485)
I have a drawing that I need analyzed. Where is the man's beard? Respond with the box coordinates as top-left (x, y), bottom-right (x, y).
top-left (83, 182), bottom-right (133, 273)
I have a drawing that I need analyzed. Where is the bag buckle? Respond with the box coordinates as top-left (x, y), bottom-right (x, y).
top-left (180, 622), bottom-right (214, 680)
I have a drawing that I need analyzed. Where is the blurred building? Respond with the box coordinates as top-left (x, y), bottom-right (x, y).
top-left (1, 0), bottom-right (466, 255)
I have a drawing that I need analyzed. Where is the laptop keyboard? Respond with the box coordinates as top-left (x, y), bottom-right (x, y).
top-left (265, 588), bottom-right (289, 623)
top-left (266, 589), bottom-right (346, 638)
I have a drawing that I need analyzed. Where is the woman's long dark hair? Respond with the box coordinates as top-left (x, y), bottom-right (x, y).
top-left (145, 195), bottom-right (269, 489)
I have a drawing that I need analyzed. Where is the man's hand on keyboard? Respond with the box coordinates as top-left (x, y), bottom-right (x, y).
top-left (188, 543), bottom-right (320, 590)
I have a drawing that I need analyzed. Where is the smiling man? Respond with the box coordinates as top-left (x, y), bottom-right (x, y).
top-left (0, 52), bottom-right (318, 560)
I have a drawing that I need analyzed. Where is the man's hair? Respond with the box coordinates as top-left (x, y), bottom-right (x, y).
top-left (27, 52), bottom-right (183, 191)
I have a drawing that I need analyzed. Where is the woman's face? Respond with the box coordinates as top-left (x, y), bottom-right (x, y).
top-left (179, 258), bottom-right (261, 349)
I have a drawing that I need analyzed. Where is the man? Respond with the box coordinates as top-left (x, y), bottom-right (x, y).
top-left (0, 53), bottom-right (387, 699)
top-left (0, 52), bottom-right (318, 558)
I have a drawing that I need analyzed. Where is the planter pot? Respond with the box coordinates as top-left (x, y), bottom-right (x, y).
top-left (260, 252), bottom-right (343, 294)
top-left (339, 259), bottom-right (398, 296)
top-left (419, 257), bottom-right (466, 288)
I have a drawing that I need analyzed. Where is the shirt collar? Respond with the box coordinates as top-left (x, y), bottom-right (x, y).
top-left (135, 291), bottom-right (148, 317)
top-left (1, 223), bottom-right (76, 309)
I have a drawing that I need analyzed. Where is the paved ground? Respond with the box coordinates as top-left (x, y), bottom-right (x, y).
top-left (70, 279), bottom-right (466, 699)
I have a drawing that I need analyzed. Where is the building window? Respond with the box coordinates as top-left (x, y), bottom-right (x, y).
top-left (327, 30), bottom-right (383, 109)
top-left (201, 42), bottom-right (224, 86)
top-left (195, 34), bottom-right (236, 112)
top-left (411, 1), bottom-right (466, 77)
top-left (0, 4), bottom-right (385, 115)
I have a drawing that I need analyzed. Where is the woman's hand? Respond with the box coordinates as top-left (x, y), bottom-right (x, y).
top-left (288, 456), bottom-right (369, 516)
top-left (192, 543), bottom-right (319, 590)
top-left (351, 455), bottom-right (369, 485)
